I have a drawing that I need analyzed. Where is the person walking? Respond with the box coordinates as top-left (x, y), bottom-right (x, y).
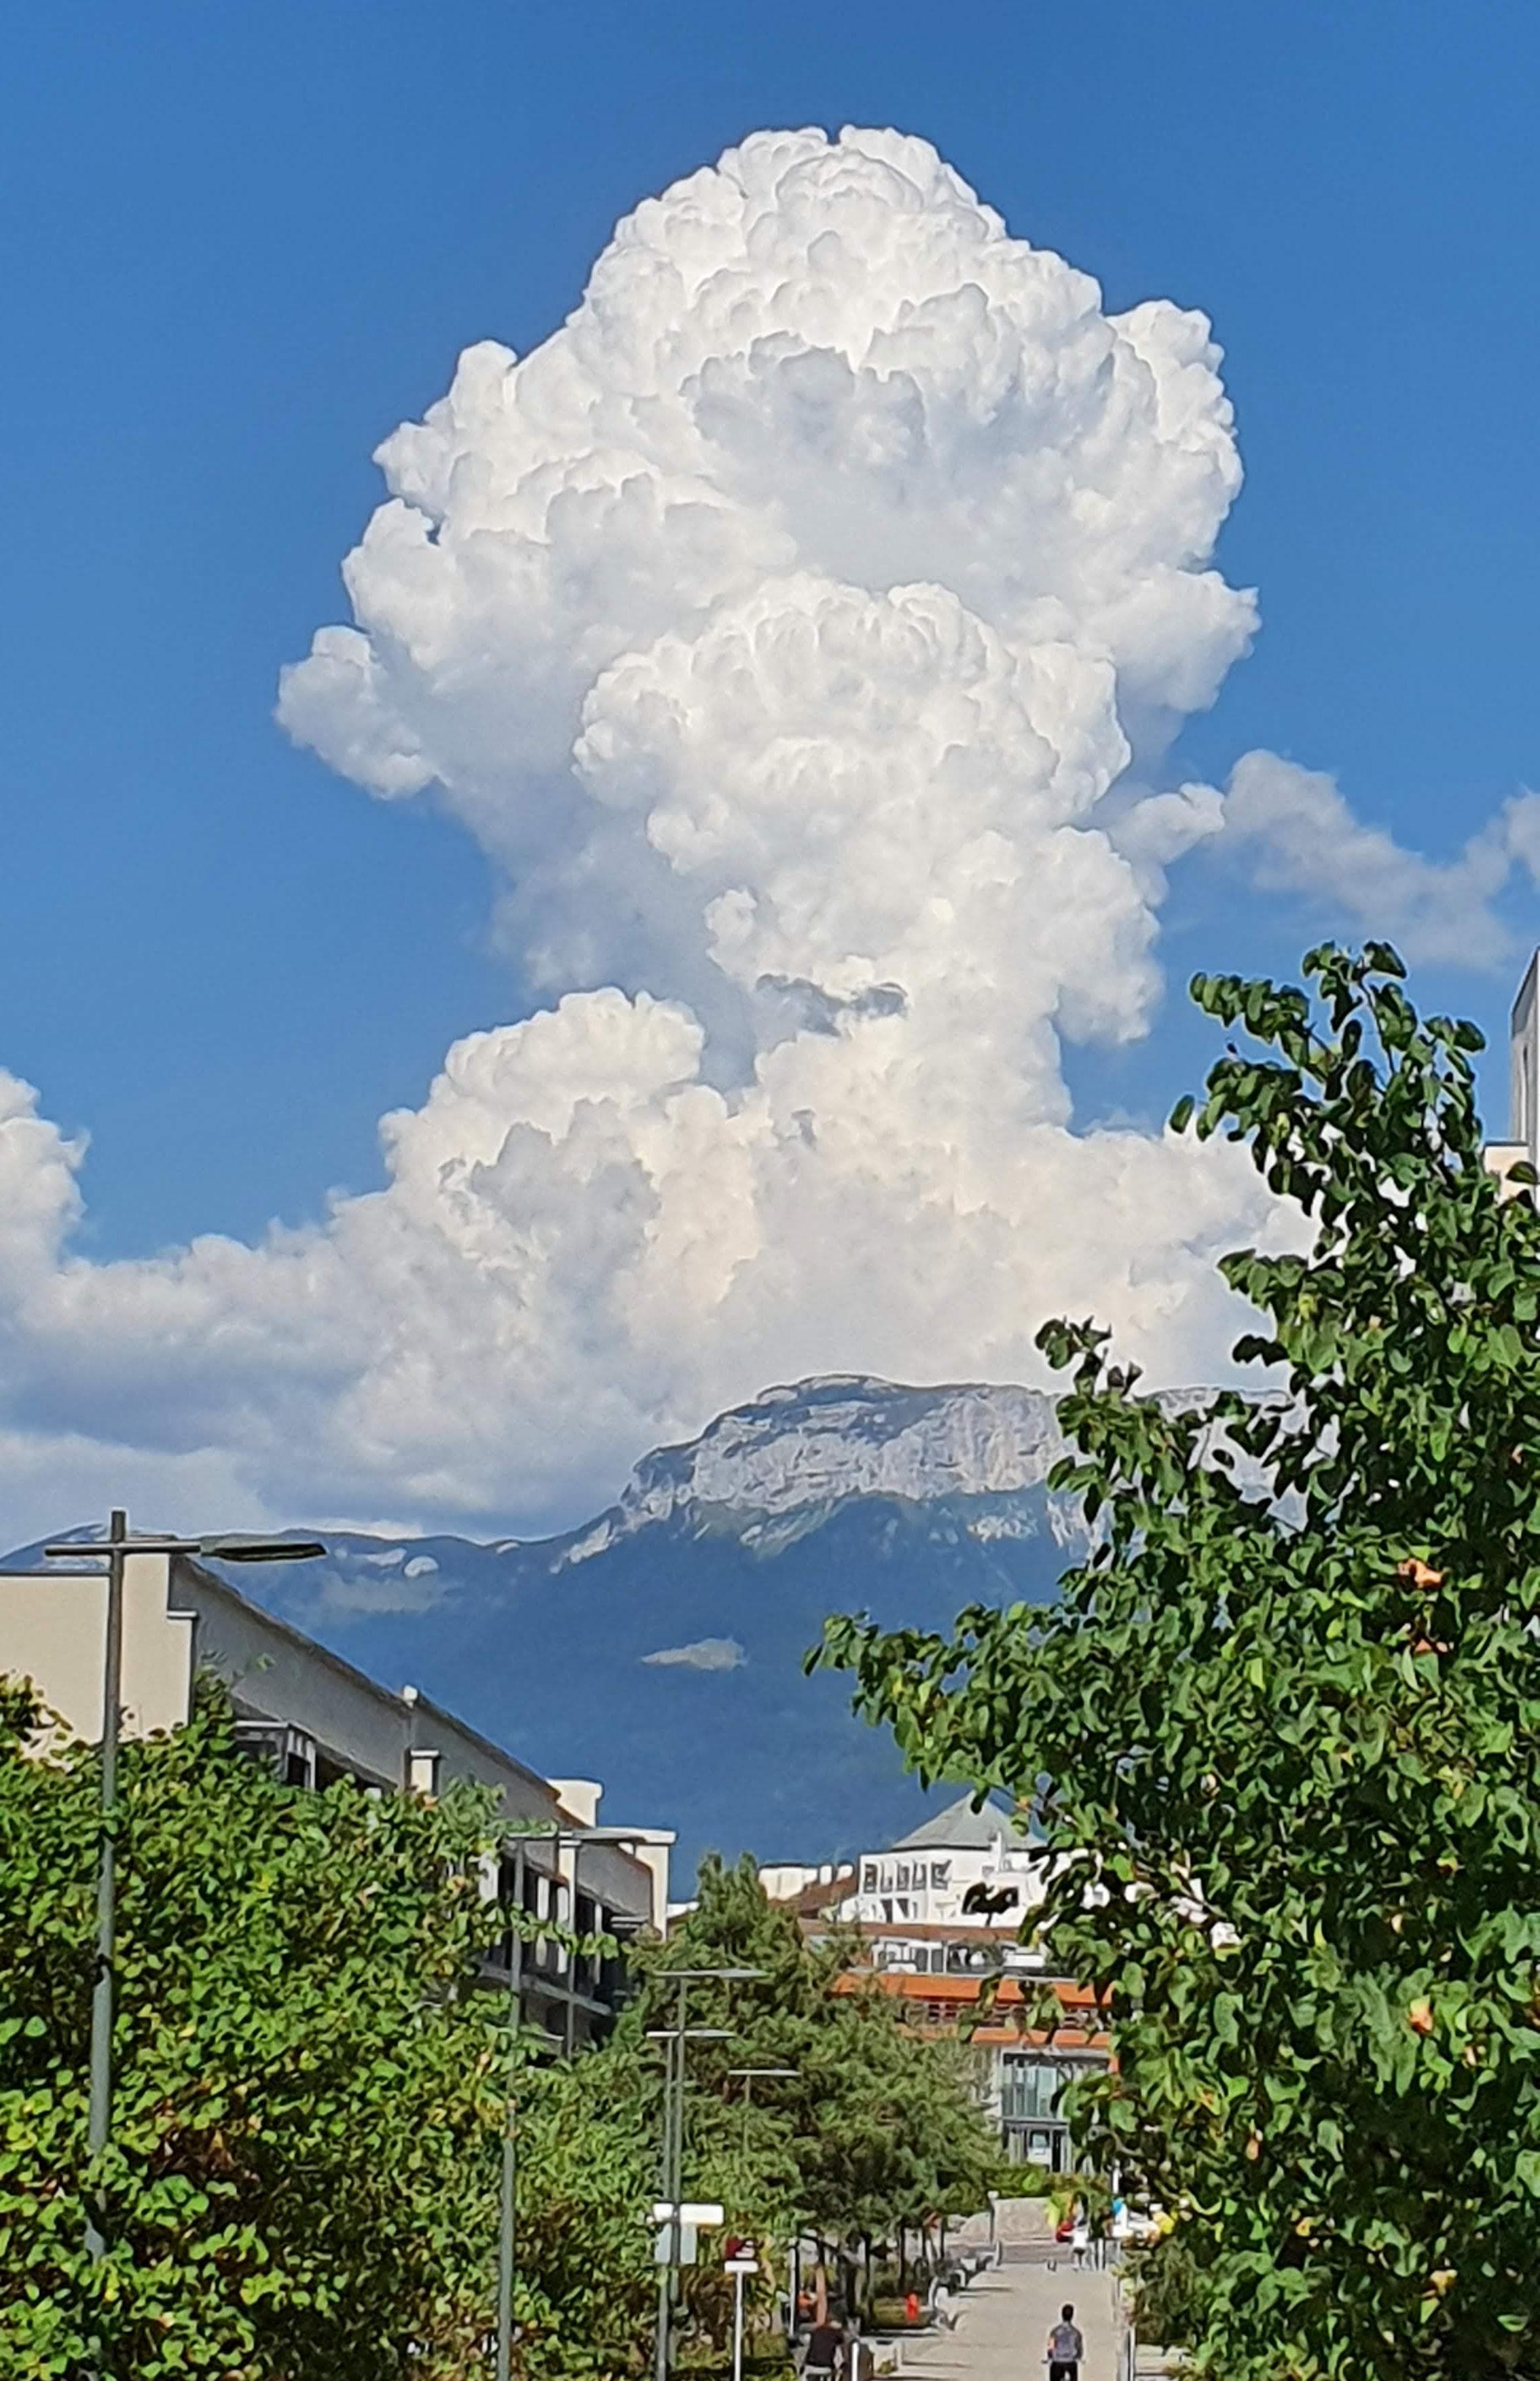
top-left (801, 2312), bottom-right (846, 2380)
top-left (1045, 2302), bottom-right (1084, 2381)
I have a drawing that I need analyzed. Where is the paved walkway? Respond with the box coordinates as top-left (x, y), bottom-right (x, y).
top-left (894, 2259), bottom-right (1122, 2381)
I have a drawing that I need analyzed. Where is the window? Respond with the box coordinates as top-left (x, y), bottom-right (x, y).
top-left (257, 1724), bottom-right (317, 1789)
top-left (1000, 2054), bottom-right (1100, 2124)
top-left (930, 1861), bottom-right (951, 1890)
top-left (862, 1864), bottom-right (878, 1893)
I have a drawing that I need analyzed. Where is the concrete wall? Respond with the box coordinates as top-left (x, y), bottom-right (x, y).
top-left (1513, 951), bottom-right (1539, 1161)
top-left (759, 1860), bottom-right (849, 1901)
top-left (627, 1838), bottom-right (674, 1934)
top-left (176, 1561), bottom-right (414, 1791)
top-left (173, 1562), bottom-right (663, 1919)
top-left (0, 1552), bottom-right (194, 1741)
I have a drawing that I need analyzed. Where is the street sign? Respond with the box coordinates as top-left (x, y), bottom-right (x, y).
top-left (652, 2201), bottom-right (725, 2227)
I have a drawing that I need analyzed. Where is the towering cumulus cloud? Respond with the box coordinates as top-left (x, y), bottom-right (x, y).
top-left (0, 130), bottom-right (1294, 1534)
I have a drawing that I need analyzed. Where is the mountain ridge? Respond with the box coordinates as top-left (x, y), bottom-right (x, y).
top-left (5, 1375), bottom-right (1200, 1874)
top-left (550, 1375), bottom-right (1086, 1562)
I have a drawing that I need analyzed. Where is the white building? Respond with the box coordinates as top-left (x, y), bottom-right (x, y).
top-left (1484, 949), bottom-right (1540, 1190)
top-left (770, 1799), bottom-right (1095, 2165)
top-left (848, 1793), bottom-right (1045, 1950)
top-left (0, 1542), bottom-right (674, 2048)
top-left (754, 1859), bottom-right (852, 1906)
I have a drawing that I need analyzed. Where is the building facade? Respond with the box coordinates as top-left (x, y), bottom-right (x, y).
top-left (0, 1544), bottom-right (673, 2049)
top-left (1483, 949), bottom-right (1540, 1193)
top-left (769, 1796), bottom-right (1108, 2168)
top-left (847, 1794), bottom-right (1048, 1963)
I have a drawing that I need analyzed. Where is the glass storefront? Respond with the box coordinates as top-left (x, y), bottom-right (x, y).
top-left (999, 2052), bottom-right (1101, 2170)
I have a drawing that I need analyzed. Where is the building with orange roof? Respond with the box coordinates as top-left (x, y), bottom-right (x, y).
top-left (767, 1795), bottom-right (1109, 2170)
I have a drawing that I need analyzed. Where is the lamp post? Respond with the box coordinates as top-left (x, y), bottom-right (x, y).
top-left (647, 1967), bottom-right (765, 2381)
top-left (42, 1514), bottom-right (324, 2262)
top-left (494, 1819), bottom-right (652, 2381)
top-left (724, 2068), bottom-right (795, 2381)
top-left (725, 2065), bottom-right (797, 2155)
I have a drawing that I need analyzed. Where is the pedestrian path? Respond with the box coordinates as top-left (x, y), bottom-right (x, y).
top-left (894, 2258), bottom-right (1121, 2381)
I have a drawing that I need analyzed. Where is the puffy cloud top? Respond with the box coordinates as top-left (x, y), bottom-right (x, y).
top-left (281, 131), bottom-right (1251, 875)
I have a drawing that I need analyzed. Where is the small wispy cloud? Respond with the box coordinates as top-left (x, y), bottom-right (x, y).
top-left (640, 1637), bottom-right (746, 1673)
top-left (304, 1558), bottom-right (449, 1617)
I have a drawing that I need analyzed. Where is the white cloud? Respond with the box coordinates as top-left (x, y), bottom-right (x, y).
top-left (641, 1638), bottom-right (747, 1673)
top-left (0, 128), bottom-right (1340, 1539)
top-left (301, 1557), bottom-right (451, 1618)
top-left (1203, 750), bottom-right (1540, 967)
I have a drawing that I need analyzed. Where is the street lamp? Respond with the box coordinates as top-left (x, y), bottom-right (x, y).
top-left (725, 2068), bottom-right (796, 2381)
top-left (726, 2065), bottom-right (798, 2153)
top-left (647, 1967), bottom-right (766, 2381)
top-left (42, 1512), bottom-right (324, 2261)
top-left (494, 1819), bottom-right (655, 2381)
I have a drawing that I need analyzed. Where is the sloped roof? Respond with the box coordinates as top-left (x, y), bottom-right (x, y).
top-left (778, 1866), bottom-right (858, 1919)
top-left (887, 1794), bottom-right (1023, 1852)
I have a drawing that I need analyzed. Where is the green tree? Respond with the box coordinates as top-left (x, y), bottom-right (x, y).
top-left (512, 2041), bottom-right (659, 2376)
top-left (627, 1855), bottom-right (1000, 2346)
top-left (823, 946), bottom-right (1540, 2379)
top-left (0, 1681), bottom-right (651, 2379)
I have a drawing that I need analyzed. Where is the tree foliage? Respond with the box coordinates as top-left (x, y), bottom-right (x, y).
top-left (511, 2041), bottom-right (659, 2376)
top-left (0, 1682), bottom-right (648, 2380)
top-left (625, 1853), bottom-right (1001, 2341)
top-left (823, 946), bottom-right (1540, 2378)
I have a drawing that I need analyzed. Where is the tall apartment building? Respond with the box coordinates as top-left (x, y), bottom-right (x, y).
top-left (0, 1542), bottom-right (673, 2049)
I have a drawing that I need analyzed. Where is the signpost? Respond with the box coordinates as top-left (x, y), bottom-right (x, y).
top-left (723, 2238), bottom-right (758, 2381)
top-left (653, 2200), bottom-right (725, 2271)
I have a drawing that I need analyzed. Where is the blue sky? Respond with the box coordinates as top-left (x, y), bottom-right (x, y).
top-left (1, 3), bottom-right (1537, 1542)
top-left (5, 0), bottom-right (1536, 1262)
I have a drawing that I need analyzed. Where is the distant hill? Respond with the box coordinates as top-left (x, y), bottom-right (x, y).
top-left (11, 1377), bottom-right (1115, 1880)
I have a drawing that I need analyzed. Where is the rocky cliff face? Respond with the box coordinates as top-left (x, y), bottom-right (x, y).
top-left (558, 1376), bottom-right (1085, 1559)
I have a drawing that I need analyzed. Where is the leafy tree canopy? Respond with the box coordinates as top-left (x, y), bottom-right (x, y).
top-left (625, 1851), bottom-right (1000, 2333)
top-left (823, 946), bottom-right (1540, 2380)
top-left (0, 1683), bottom-right (651, 2380)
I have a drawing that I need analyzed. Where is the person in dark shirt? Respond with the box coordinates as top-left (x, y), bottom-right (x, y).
top-left (1046, 2303), bottom-right (1084, 2381)
top-left (803, 2317), bottom-right (845, 2379)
